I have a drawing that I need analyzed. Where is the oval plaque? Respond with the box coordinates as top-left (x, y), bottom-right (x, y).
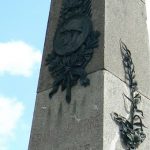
top-left (53, 16), bottom-right (92, 55)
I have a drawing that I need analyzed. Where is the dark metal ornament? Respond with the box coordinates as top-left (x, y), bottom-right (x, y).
top-left (46, 0), bottom-right (100, 103)
top-left (54, 16), bottom-right (92, 55)
top-left (112, 41), bottom-right (146, 150)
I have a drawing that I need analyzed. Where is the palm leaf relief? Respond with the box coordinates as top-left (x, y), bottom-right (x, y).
top-left (112, 41), bottom-right (146, 150)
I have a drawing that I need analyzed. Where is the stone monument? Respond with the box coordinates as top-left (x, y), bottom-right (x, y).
top-left (28, 0), bottom-right (150, 149)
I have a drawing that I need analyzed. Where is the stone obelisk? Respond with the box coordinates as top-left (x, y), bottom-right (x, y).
top-left (28, 0), bottom-right (150, 149)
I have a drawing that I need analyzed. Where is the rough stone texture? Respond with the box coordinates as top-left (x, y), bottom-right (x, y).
top-left (104, 0), bottom-right (150, 98)
top-left (29, 70), bottom-right (150, 150)
top-left (103, 71), bottom-right (150, 150)
top-left (29, 71), bottom-right (104, 150)
top-left (37, 0), bottom-right (150, 100)
top-left (29, 0), bottom-right (150, 149)
top-left (37, 0), bottom-right (105, 93)
top-left (37, 0), bottom-right (63, 93)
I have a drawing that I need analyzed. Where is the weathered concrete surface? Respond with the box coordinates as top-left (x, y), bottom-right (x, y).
top-left (37, 0), bottom-right (105, 93)
top-left (29, 71), bottom-right (104, 150)
top-left (37, 0), bottom-right (63, 93)
top-left (37, 0), bottom-right (150, 100)
top-left (29, 70), bottom-right (150, 150)
top-left (105, 0), bottom-right (150, 98)
top-left (103, 71), bottom-right (150, 150)
top-left (29, 0), bottom-right (150, 149)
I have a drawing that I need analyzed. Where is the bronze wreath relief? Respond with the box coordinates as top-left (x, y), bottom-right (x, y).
top-left (45, 0), bottom-right (100, 103)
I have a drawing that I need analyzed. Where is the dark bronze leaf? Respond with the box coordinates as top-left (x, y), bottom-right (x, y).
top-left (112, 41), bottom-right (146, 149)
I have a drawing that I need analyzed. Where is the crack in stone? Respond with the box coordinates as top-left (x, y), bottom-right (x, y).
top-left (103, 69), bottom-right (150, 101)
top-left (38, 68), bottom-right (150, 102)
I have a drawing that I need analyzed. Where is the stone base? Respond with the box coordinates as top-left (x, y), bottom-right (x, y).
top-left (28, 70), bottom-right (150, 150)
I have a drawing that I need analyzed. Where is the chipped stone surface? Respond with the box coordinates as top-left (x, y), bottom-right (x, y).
top-left (29, 71), bottom-right (104, 150)
top-left (29, 70), bottom-right (150, 150)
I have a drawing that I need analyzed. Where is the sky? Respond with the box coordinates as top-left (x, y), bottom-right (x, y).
top-left (0, 1), bottom-right (149, 150)
top-left (0, 0), bottom-right (51, 150)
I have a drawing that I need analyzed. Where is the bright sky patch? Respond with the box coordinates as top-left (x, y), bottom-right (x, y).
top-left (0, 41), bottom-right (42, 77)
top-left (0, 96), bottom-right (24, 150)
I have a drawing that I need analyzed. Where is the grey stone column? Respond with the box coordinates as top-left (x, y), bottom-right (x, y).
top-left (28, 0), bottom-right (150, 149)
